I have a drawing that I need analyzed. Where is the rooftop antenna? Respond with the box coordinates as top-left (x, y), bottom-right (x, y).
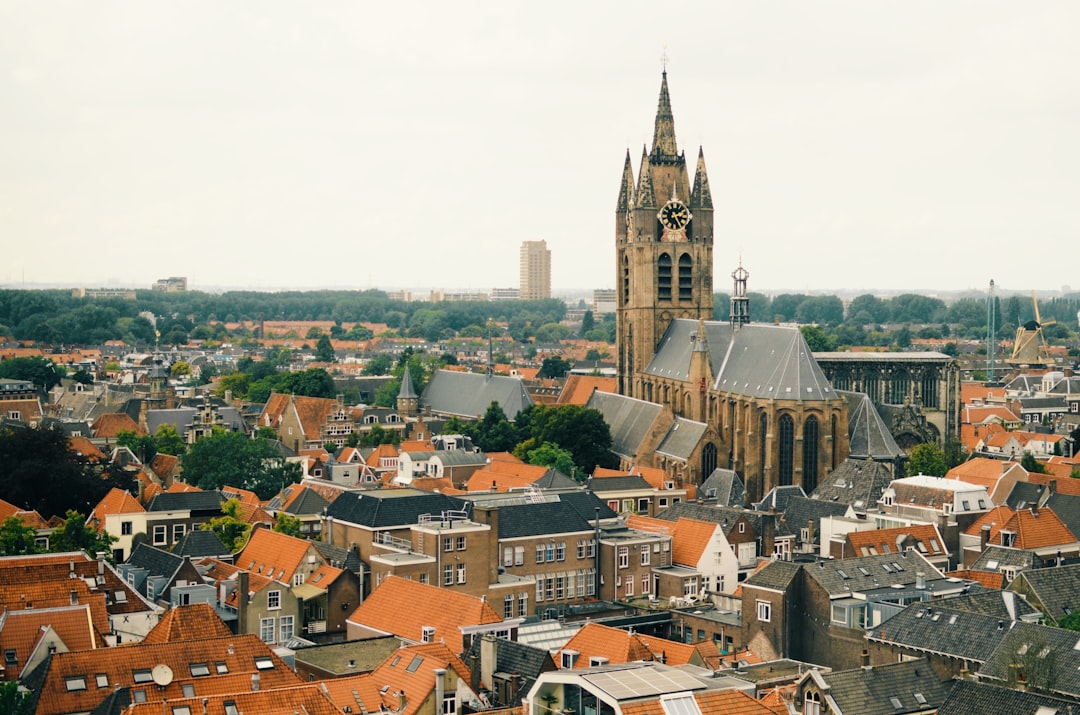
top-left (986, 279), bottom-right (995, 383)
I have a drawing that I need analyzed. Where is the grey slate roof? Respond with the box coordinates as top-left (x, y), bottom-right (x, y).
top-left (420, 369), bottom-right (533, 420)
top-left (755, 485), bottom-right (807, 512)
top-left (397, 364), bottom-right (418, 399)
top-left (1006, 481), bottom-right (1048, 509)
top-left (743, 560), bottom-right (801, 591)
top-left (937, 678), bottom-right (1079, 715)
top-left (555, 491), bottom-right (618, 521)
top-left (971, 545), bottom-right (1044, 572)
top-left (699, 468), bottom-right (745, 507)
top-left (646, 320), bottom-right (837, 402)
top-left (589, 475), bottom-right (652, 492)
top-left (172, 529), bottom-right (230, 559)
top-left (810, 458), bottom-right (895, 513)
top-left (531, 470), bottom-right (580, 490)
top-left (781, 496), bottom-right (850, 545)
top-left (813, 658), bottom-right (953, 715)
top-left (838, 390), bottom-right (906, 460)
top-left (979, 621), bottom-right (1080, 699)
top-left (281, 487), bottom-right (331, 516)
top-left (655, 501), bottom-right (774, 538)
top-left (655, 417), bottom-right (706, 460)
top-left (325, 489), bottom-right (466, 528)
top-left (585, 390), bottom-right (664, 460)
top-left (484, 501), bottom-right (594, 539)
top-left (124, 543), bottom-right (183, 579)
top-left (1011, 563), bottom-right (1080, 623)
top-left (462, 637), bottom-right (555, 705)
top-left (937, 590), bottom-right (1041, 621)
top-left (866, 602), bottom-right (1015, 664)
top-left (312, 541), bottom-right (364, 575)
top-left (805, 551), bottom-right (939, 596)
top-left (1046, 492), bottom-right (1080, 544)
top-left (146, 490), bottom-right (226, 513)
top-left (145, 405), bottom-right (245, 435)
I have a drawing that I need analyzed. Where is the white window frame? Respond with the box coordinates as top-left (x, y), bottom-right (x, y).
top-left (259, 617), bottom-right (275, 643)
top-left (267, 590), bottom-right (281, 610)
top-left (756, 600), bottom-right (772, 623)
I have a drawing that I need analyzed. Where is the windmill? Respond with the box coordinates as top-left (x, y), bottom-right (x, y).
top-left (1007, 291), bottom-right (1055, 366)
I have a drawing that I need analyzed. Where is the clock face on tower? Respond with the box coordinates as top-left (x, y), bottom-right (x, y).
top-left (658, 199), bottom-right (691, 231)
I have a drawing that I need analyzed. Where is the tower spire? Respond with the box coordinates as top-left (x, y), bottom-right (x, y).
top-left (616, 149), bottom-right (636, 212)
top-left (690, 147), bottom-right (713, 209)
top-left (730, 260), bottom-right (751, 330)
top-left (636, 146), bottom-right (656, 209)
top-left (651, 71), bottom-right (678, 161)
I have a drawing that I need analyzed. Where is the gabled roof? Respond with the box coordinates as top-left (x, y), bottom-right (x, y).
top-left (838, 390), bottom-right (905, 460)
top-left (979, 621), bottom-right (1080, 699)
top-left (970, 544), bottom-right (1042, 572)
top-left (865, 602), bottom-right (1014, 664)
top-left (846, 524), bottom-right (947, 559)
top-left (146, 489), bottom-right (225, 512)
top-left (805, 551), bottom-right (942, 596)
top-left (121, 685), bottom-right (342, 715)
top-left (89, 488), bottom-right (144, 532)
top-left (626, 514), bottom-right (718, 567)
top-left (807, 658), bottom-right (952, 715)
top-left (743, 560), bottom-right (801, 592)
top-left (964, 405), bottom-right (1020, 424)
top-left (946, 458), bottom-right (1025, 491)
top-left (326, 489), bottom-right (465, 528)
top-left (141, 602), bottom-right (233, 643)
top-left (124, 542), bottom-right (184, 580)
top-left (655, 417), bottom-right (707, 461)
top-left (279, 485), bottom-right (331, 515)
top-left (420, 369), bottom-right (534, 420)
top-left (147, 451), bottom-right (181, 480)
top-left (346, 575), bottom-right (502, 653)
top-left (585, 390), bottom-right (664, 460)
top-left (90, 411), bottom-right (143, 438)
top-left (172, 528), bottom-right (231, 559)
top-left (1009, 562), bottom-right (1080, 624)
top-left (463, 636), bottom-right (555, 697)
top-left (937, 678), bottom-right (1078, 715)
top-left (782, 496), bottom-right (850, 543)
top-left (490, 501), bottom-right (594, 539)
top-left (259, 392), bottom-right (341, 440)
top-left (557, 375), bottom-right (617, 405)
top-left (66, 435), bottom-right (105, 461)
top-left (699, 468), bottom-right (745, 506)
top-left (648, 320), bottom-right (837, 402)
top-left (964, 505), bottom-right (1078, 550)
top-left (558, 622), bottom-right (656, 666)
top-left (0, 604), bottom-right (99, 674)
top-left (235, 528), bottom-right (316, 584)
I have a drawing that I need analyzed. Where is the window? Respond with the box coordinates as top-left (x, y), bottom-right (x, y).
top-left (803, 416), bottom-right (819, 493)
top-left (444, 537), bottom-right (454, 553)
top-left (638, 497), bottom-right (650, 514)
top-left (419, 572), bottom-right (429, 585)
top-left (683, 577), bottom-right (698, 596)
top-left (804, 692), bottom-right (822, 715)
top-left (152, 525), bottom-right (167, 545)
top-left (133, 690), bottom-right (147, 703)
top-left (267, 590), bottom-right (281, 610)
top-left (121, 521), bottom-right (133, 535)
top-left (215, 662), bottom-right (228, 674)
top-left (65, 676), bottom-right (87, 691)
top-left (642, 575), bottom-right (650, 594)
top-left (546, 543), bottom-right (556, 562)
top-left (504, 594), bottom-right (514, 618)
top-left (254, 656), bottom-right (274, 670)
top-left (456, 563), bottom-right (466, 584)
top-left (95, 673), bottom-right (108, 688)
top-left (738, 522), bottom-right (745, 533)
top-left (536, 544), bottom-right (545, 563)
top-left (515, 546), bottom-right (524, 565)
top-left (280, 615), bottom-right (294, 642)
top-left (443, 564), bottom-right (454, 586)
top-left (442, 693), bottom-right (458, 715)
top-left (625, 577), bottom-right (634, 597)
top-left (189, 663), bottom-right (210, 677)
top-left (556, 542), bottom-right (566, 561)
top-left (756, 600), bottom-right (772, 622)
top-left (641, 547), bottom-right (650, 566)
top-left (224, 702), bottom-right (239, 715)
top-left (133, 669), bottom-right (153, 684)
top-left (962, 500), bottom-right (971, 511)
top-left (778, 414), bottom-right (794, 486)
top-left (608, 500), bottom-right (619, 511)
top-left (618, 547), bottom-right (629, 568)
top-left (181, 684), bottom-right (195, 698)
top-left (172, 523), bottom-right (186, 541)
top-left (503, 547), bottom-right (513, 567)
top-left (456, 535), bottom-right (466, 551)
top-left (658, 253), bottom-right (672, 301)
top-left (259, 617), bottom-right (275, 643)
top-left (519, 591), bottom-right (529, 616)
top-left (173, 706), bottom-right (192, 715)
top-left (3, 650), bottom-right (15, 667)
top-left (578, 540), bottom-right (587, 559)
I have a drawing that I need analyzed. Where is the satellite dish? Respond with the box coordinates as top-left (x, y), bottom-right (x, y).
top-left (151, 664), bottom-right (174, 686)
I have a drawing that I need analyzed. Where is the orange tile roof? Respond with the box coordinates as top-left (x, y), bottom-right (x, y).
top-left (946, 569), bottom-right (1004, 589)
top-left (400, 440), bottom-right (435, 452)
top-left (846, 524), bottom-right (946, 558)
top-left (66, 436), bottom-right (105, 461)
top-left (621, 687), bottom-right (779, 715)
top-left (964, 505), bottom-right (1079, 549)
top-left (626, 515), bottom-right (716, 566)
top-left (959, 422), bottom-right (1005, 452)
top-left (221, 485), bottom-right (263, 505)
top-left (0, 552), bottom-right (148, 616)
top-left (236, 529), bottom-right (315, 584)
top-left (0, 581), bottom-right (110, 639)
top-left (141, 602), bottom-right (233, 644)
top-left (32, 634), bottom-right (300, 715)
top-left (408, 477), bottom-right (466, 494)
top-left (196, 558), bottom-right (278, 607)
top-left (122, 685), bottom-right (342, 715)
top-left (366, 443), bottom-right (400, 468)
top-left (0, 499), bottom-right (49, 529)
top-left (323, 642), bottom-right (472, 715)
top-left (167, 481), bottom-right (202, 493)
top-left (466, 460), bottom-right (551, 492)
top-left (1029, 471), bottom-right (1080, 495)
top-left (964, 406), bottom-right (1020, 425)
top-left (961, 382), bottom-right (1006, 406)
top-left (90, 412), bottom-right (144, 438)
top-left (485, 451), bottom-right (522, 464)
top-left (346, 576), bottom-right (501, 653)
top-left (559, 623), bottom-right (654, 666)
top-left (0, 604), bottom-right (99, 677)
top-left (557, 375), bottom-right (617, 405)
top-left (89, 488), bottom-right (144, 533)
top-left (147, 452), bottom-right (181, 480)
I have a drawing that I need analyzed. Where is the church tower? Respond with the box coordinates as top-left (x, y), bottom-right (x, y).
top-left (616, 72), bottom-right (714, 399)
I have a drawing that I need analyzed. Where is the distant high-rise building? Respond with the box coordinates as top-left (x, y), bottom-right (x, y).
top-left (153, 276), bottom-right (188, 292)
top-left (519, 240), bottom-right (551, 300)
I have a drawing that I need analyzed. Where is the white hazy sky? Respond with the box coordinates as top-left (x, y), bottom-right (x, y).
top-left (2, 2), bottom-right (1078, 296)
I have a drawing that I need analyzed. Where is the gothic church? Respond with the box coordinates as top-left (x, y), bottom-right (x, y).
top-left (594, 72), bottom-right (851, 503)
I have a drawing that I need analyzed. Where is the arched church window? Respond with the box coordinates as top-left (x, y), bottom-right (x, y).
top-left (658, 253), bottom-right (672, 301)
top-left (831, 414), bottom-right (838, 470)
top-left (803, 416), bottom-right (819, 493)
top-left (758, 411), bottom-right (768, 472)
top-left (778, 414), bottom-right (794, 486)
top-left (622, 256), bottom-right (630, 303)
top-left (678, 253), bottom-right (692, 301)
top-left (702, 443), bottom-right (718, 478)
top-left (921, 369), bottom-right (938, 408)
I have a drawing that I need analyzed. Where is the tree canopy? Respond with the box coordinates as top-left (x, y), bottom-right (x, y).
top-left (181, 429), bottom-right (301, 500)
top-left (906, 442), bottom-right (948, 477)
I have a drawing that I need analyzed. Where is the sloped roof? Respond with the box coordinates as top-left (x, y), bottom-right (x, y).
top-left (805, 551), bottom-right (942, 596)
top-left (89, 488), bottom-right (144, 532)
top-left (782, 496), bottom-right (850, 543)
top-left (971, 544), bottom-right (1042, 572)
top-left (812, 658), bottom-right (952, 715)
top-left (67, 435), bottom-right (105, 461)
top-left (945, 569), bottom-right (1003, 589)
top-left (346, 575), bottom-right (501, 653)
top-left (810, 458), bottom-right (894, 513)
top-left (122, 686), bottom-right (342, 715)
top-left (1011, 562), bottom-right (1080, 623)
top-left (420, 370), bottom-right (533, 420)
top-left (979, 621), bottom-right (1080, 699)
top-left (557, 375), bottom-right (617, 405)
top-left (847, 524), bottom-right (946, 559)
top-left (655, 417), bottom-right (707, 461)
top-left (146, 489), bottom-right (224, 512)
top-left (235, 528), bottom-right (315, 584)
top-left (937, 679), bottom-right (1078, 715)
top-left (491, 501), bottom-right (594, 539)
top-left (0, 604), bottom-right (99, 672)
top-left (558, 622), bottom-right (654, 665)
top-left (90, 412), bottom-right (143, 438)
top-left (964, 505), bottom-right (1078, 550)
top-left (585, 390), bottom-right (664, 460)
top-left (866, 603), bottom-right (1013, 663)
top-left (326, 489), bottom-right (465, 528)
top-left (626, 515), bottom-right (717, 567)
top-left (647, 321), bottom-right (837, 403)
top-left (699, 468), bottom-right (745, 506)
top-left (172, 529), bottom-right (230, 559)
top-left (838, 390), bottom-right (905, 460)
top-left (141, 602), bottom-right (232, 643)
top-left (743, 560), bottom-right (801, 592)
top-left (463, 636), bottom-right (555, 696)
top-left (124, 542), bottom-right (183, 580)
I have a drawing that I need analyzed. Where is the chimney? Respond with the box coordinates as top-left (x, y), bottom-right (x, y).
top-left (861, 650), bottom-right (870, 669)
top-left (480, 634), bottom-right (497, 696)
top-left (237, 571), bottom-right (249, 636)
top-left (915, 572), bottom-right (926, 590)
top-left (980, 524), bottom-right (991, 549)
top-left (251, 672), bottom-right (260, 692)
top-left (434, 668), bottom-right (446, 715)
top-left (1048, 479), bottom-right (1057, 495)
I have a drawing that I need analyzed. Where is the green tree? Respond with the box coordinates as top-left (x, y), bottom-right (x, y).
top-left (800, 325), bottom-right (836, 352)
top-left (0, 355), bottom-right (63, 392)
top-left (0, 680), bottom-right (34, 715)
top-left (579, 311), bottom-right (595, 337)
top-left (513, 404), bottom-right (616, 475)
top-left (71, 369), bottom-right (94, 385)
top-left (525, 441), bottom-right (577, 478)
top-left (315, 334), bottom-right (336, 363)
top-left (154, 423), bottom-right (187, 455)
top-left (907, 442), bottom-right (947, 477)
top-left (472, 402), bottom-right (520, 453)
top-left (182, 429), bottom-right (301, 500)
top-left (1059, 609), bottom-right (1080, 631)
top-left (50, 510), bottom-right (116, 557)
top-left (202, 498), bottom-right (252, 552)
top-left (941, 342), bottom-right (959, 357)
top-left (538, 356), bottom-right (572, 378)
top-left (116, 429), bottom-right (158, 464)
top-left (0, 516), bottom-right (43, 556)
top-left (363, 354), bottom-right (393, 376)
top-left (894, 326), bottom-right (912, 349)
top-left (346, 324), bottom-right (375, 340)
top-left (1021, 451), bottom-right (1047, 474)
top-left (170, 361), bottom-right (191, 378)
top-left (306, 326), bottom-right (323, 339)
top-left (273, 512), bottom-right (304, 538)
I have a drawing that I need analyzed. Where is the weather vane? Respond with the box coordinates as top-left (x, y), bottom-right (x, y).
top-left (661, 45), bottom-right (669, 73)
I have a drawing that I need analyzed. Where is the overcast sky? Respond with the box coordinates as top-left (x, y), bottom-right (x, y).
top-left (2, 2), bottom-right (1077, 297)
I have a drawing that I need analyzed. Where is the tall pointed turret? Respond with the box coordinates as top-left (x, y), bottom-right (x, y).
top-left (651, 71), bottom-right (679, 161)
top-left (397, 363), bottom-right (418, 416)
top-left (690, 147), bottom-right (713, 210)
top-left (616, 150), bottom-right (636, 212)
top-left (636, 147), bottom-right (656, 209)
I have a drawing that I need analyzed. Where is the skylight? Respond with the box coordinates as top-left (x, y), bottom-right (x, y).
top-left (406, 656), bottom-right (424, 673)
top-left (254, 657), bottom-right (274, 670)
